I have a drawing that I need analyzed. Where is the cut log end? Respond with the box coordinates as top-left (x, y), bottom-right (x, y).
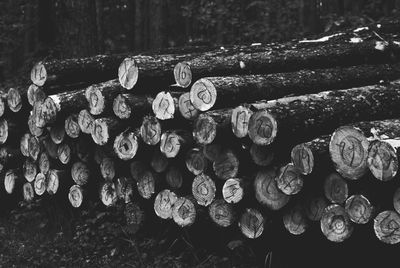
top-left (209, 199), bottom-right (236, 228)
top-left (291, 144), bottom-right (314, 175)
top-left (0, 97), bottom-right (4, 117)
top-left (31, 62), bottom-right (47, 86)
top-left (373, 210), bottom-right (400, 244)
top-left (41, 97), bottom-right (59, 126)
top-left (69, 185), bottom-right (84, 208)
top-left (185, 148), bottom-right (208, 175)
top-left (27, 84), bottom-right (46, 106)
top-left (160, 131), bottom-right (183, 158)
top-left (4, 169), bottom-right (19, 194)
top-left (34, 173), bottom-right (46, 196)
top-left (329, 126), bottom-right (369, 180)
top-left (239, 208), bottom-right (265, 239)
top-left (71, 161), bottom-right (90, 186)
top-left (23, 182), bottom-right (35, 202)
top-left (28, 112), bottom-right (44, 137)
top-left (100, 157), bottom-right (115, 180)
top-left (178, 92), bottom-right (198, 120)
top-left (151, 150), bottom-right (169, 173)
top-left (0, 119), bottom-right (8, 144)
top-left (276, 163), bottom-right (304, 195)
top-left (345, 194), bottom-right (373, 224)
top-left (7, 87), bottom-right (22, 112)
top-left (91, 118), bottom-right (111, 145)
top-left (189, 78), bottom-right (217, 111)
top-left (85, 86), bottom-right (105, 115)
top-left (222, 178), bottom-right (244, 204)
top-left (320, 204), bottom-right (354, 243)
top-left (192, 173), bottom-right (216, 207)
top-left (250, 144), bottom-right (274, 167)
top-left (28, 136), bottom-right (41, 161)
top-left (100, 181), bottom-right (118, 207)
top-left (47, 169), bottom-right (62, 195)
top-left (283, 205), bottom-right (308, 235)
top-left (137, 171), bottom-right (156, 199)
top-left (23, 158), bottom-right (37, 183)
top-left (113, 94), bottom-right (132, 119)
top-left (39, 152), bottom-right (50, 175)
top-left (57, 143), bottom-right (71, 165)
top-left (152, 91), bottom-right (175, 120)
top-left (367, 140), bottom-right (399, 182)
top-left (165, 166), bottom-right (183, 189)
top-left (20, 133), bottom-right (31, 157)
top-left (172, 197), bottom-right (197, 227)
top-left (193, 114), bottom-right (217, 145)
top-left (324, 173), bottom-right (349, 205)
top-left (154, 189), bottom-right (178, 219)
top-left (65, 115), bottom-right (81, 138)
top-left (118, 57), bottom-right (139, 90)
top-left (78, 109), bottom-right (95, 135)
top-left (140, 116), bottom-right (162, 146)
top-left (231, 106), bottom-right (253, 138)
top-left (174, 62), bottom-right (192, 88)
top-left (306, 197), bottom-right (328, 221)
top-left (213, 149), bottom-right (239, 180)
top-left (254, 169), bottom-right (290, 210)
top-left (114, 130), bottom-right (139, 161)
top-left (50, 124), bottom-right (66, 144)
top-left (248, 110), bottom-right (278, 146)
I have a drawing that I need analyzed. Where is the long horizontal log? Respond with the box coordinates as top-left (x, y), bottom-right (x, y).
top-left (189, 63), bottom-right (400, 112)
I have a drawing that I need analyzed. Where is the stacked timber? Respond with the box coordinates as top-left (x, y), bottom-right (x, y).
top-left (2, 20), bottom-right (400, 246)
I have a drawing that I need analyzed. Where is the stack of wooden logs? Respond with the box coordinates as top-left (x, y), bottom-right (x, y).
top-left (2, 21), bottom-right (400, 245)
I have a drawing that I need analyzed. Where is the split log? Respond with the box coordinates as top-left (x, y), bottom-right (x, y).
top-left (212, 149), bottom-right (239, 180)
top-left (373, 210), bottom-right (400, 244)
top-left (178, 92), bottom-right (199, 120)
top-left (100, 181), bottom-right (118, 207)
top-left (47, 169), bottom-right (67, 195)
top-left (172, 196), bottom-right (197, 227)
top-left (283, 205), bottom-right (308, 235)
top-left (91, 117), bottom-right (124, 145)
top-left (305, 197), bottom-right (328, 221)
top-left (65, 114), bottom-right (80, 138)
top-left (250, 144), bottom-right (274, 167)
top-left (185, 148), bottom-right (208, 175)
top-left (275, 163), bottom-right (303, 195)
top-left (324, 173), bottom-right (349, 205)
top-left (78, 109), bottom-right (95, 134)
top-left (137, 170), bottom-right (156, 199)
top-left (57, 143), bottom-right (72, 165)
top-left (34, 173), bottom-right (46, 196)
top-left (320, 204), bottom-right (353, 242)
top-left (152, 91), bottom-right (180, 120)
top-left (368, 139), bottom-right (400, 182)
top-left (151, 150), bottom-right (169, 173)
top-left (71, 161), bottom-right (90, 186)
top-left (165, 165), bottom-right (183, 189)
top-left (4, 169), bottom-right (22, 194)
top-left (85, 80), bottom-right (125, 115)
top-left (27, 84), bottom-right (46, 106)
top-left (140, 115), bottom-right (162, 146)
top-left (23, 182), bottom-right (35, 202)
top-left (191, 173), bottom-right (216, 206)
top-left (115, 177), bottom-right (134, 203)
top-left (20, 133), bottom-right (31, 157)
top-left (124, 202), bottom-right (145, 234)
top-left (100, 157), bottom-right (115, 181)
top-left (238, 208), bottom-right (265, 239)
top-left (160, 130), bottom-right (192, 158)
top-left (254, 169), bottom-right (290, 210)
top-left (222, 178), bottom-right (244, 204)
top-left (30, 54), bottom-right (127, 87)
top-left (208, 199), bottom-right (236, 227)
top-left (68, 185), bottom-right (84, 208)
top-left (345, 194), bottom-right (373, 224)
top-left (153, 189), bottom-right (178, 219)
top-left (113, 93), bottom-right (153, 120)
top-left (113, 128), bottom-right (140, 161)
top-left (23, 158), bottom-right (37, 182)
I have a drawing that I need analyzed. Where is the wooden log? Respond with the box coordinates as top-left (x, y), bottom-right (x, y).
top-left (250, 144), bottom-right (274, 167)
top-left (7, 86), bottom-right (29, 113)
top-left (152, 91), bottom-right (180, 120)
top-left (28, 110), bottom-right (44, 137)
top-left (99, 181), bottom-right (118, 207)
top-left (71, 161), bottom-right (90, 186)
top-left (140, 115), bottom-right (162, 146)
top-left (68, 184), bottom-right (84, 208)
top-left (115, 177), bottom-right (134, 204)
top-left (254, 168), bottom-right (290, 210)
top-left (130, 161), bottom-right (146, 182)
top-left (20, 133), bottom-right (31, 157)
top-left (185, 148), bottom-right (208, 175)
top-left (124, 202), bottom-right (145, 234)
top-left (27, 84), bottom-right (46, 106)
top-left (202, 143), bottom-right (223, 162)
top-left (324, 173), bottom-right (349, 205)
top-left (100, 157), bottom-right (115, 181)
top-left (367, 139), bottom-right (400, 182)
top-left (4, 169), bottom-right (22, 194)
top-left (373, 210), bottom-right (400, 244)
top-left (178, 92), bottom-right (199, 120)
top-left (231, 105), bottom-right (253, 138)
top-left (175, 39), bottom-right (400, 88)
top-left (28, 135), bottom-right (43, 161)
top-left (113, 93), bottom-right (153, 120)
top-left (34, 172), bottom-right (46, 196)
top-left (222, 178), bottom-right (244, 204)
top-left (0, 119), bottom-right (23, 145)
top-left (113, 128), bottom-right (140, 161)
top-left (38, 151), bottom-right (50, 175)
top-left (283, 205), bottom-right (308, 235)
top-left (23, 182), bottom-right (35, 202)
top-left (172, 196), bottom-right (197, 227)
top-left (165, 165), bottom-right (183, 189)
top-left (64, 114), bottom-right (81, 139)
top-left (208, 199), bottom-right (236, 227)
top-left (0, 96), bottom-right (5, 117)
top-left (91, 117), bottom-right (124, 145)
top-left (30, 54), bottom-right (127, 87)
top-left (23, 158), bottom-right (37, 183)
top-left (151, 150), bottom-right (169, 173)
top-left (153, 189), bottom-right (178, 219)
top-left (238, 208), bottom-right (265, 239)
top-left (46, 169), bottom-right (66, 195)
top-left (305, 197), bottom-right (328, 221)
top-left (85, 80), bottom-right (125, 115)
top-left (192, 113), bottom-right (219, 145)
top-left (160, 130), bottom-right (192, 158)
top-left (57, 143), bottom-right (72, 165)
top-left (345, 194), bottom-right (373, 224)
top-left (77, 109), bottom-right (95, 135)
top-left (320, 204), bottom-right (353, 242)
top-left (275, 163), bottom-right (303, 195)
top-left (137, 170), bottom-right (156, 199)
top-left (394, 187), bottom-right (400, 215)
top-left (213, 149), bottom-right (239, 180)
top-left (192, 173), bottom-right (216, 207)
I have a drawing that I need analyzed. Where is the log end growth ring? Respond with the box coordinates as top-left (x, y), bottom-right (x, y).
top-left (0, 119), bottom-right (8, 145)
top-left (178, 92), bottom-right (198, 120)
top-left (174, 62), bottom-right (192, 88)
top-left (85, 86), bottom-right (105, 115)
top-left (291, 144), bottom-right (314, 175)
top-left (172, 197), bottom-right (197, 227)
top-left (152, 91), bottom-right (175, 120)
top-left (248, 110), bottom-right (278, 146)
top-left (276, 163), bottom-right (303, 195)
top-left (34, 173), bottom-right (46, 196)
top-left (190, 78), bottom-right (217, 112)
top-left (31, 62), bottom-right (47, 87)
top-left (193, 114), bottom-right (217, 145)
top-left (92, 118), bottom-right (111, 145)
top-left (222, 178), bottom-right (244, 204)
top-left (320, 204), bottom-right (353, 243)
top-left (208, 199), bottom-right (236, 228)
top-left (367, 140), bottom-right (399, 182)
top-left (140, 116), bottom-right (162, 146)
top-left (192, 173), bottom-right (216, 207)
top-left (7, 87), bottom-right (22, 112)
top-left (113, 94), bottom-right (132, 119)
top-left (154, 189), bottom-right (178, 220)
top-left (239, 208), bottom-right (265, 239)
top-left (345, 194), bottom-right (373, 224)
top-left (114, 131), bottom-right (139, 161)
top-left (231, 106), bottom-right (253, 138)
top-left (69, 185), bottom-right (84, 208)
top-left (374, 210), bottom-right (400, 244)
top-left (118, 57), bottom-right (139, 90)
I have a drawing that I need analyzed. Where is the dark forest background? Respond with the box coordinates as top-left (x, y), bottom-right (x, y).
top-left (1, 0), bottom-right (400, 82)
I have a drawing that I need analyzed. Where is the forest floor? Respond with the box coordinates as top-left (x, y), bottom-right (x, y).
top-left (0, 199), bottom-right (260, 268)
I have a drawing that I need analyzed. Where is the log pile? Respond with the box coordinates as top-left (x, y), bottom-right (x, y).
top-left (2, 21), bottom-right (400, 246)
